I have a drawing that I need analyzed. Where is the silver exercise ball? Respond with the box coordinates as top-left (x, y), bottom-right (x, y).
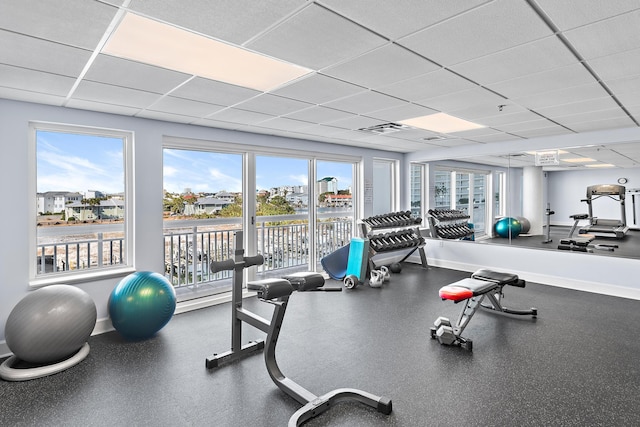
top-left (5, 285), bottom-right (97, 364)
top-left (516, 216), bottom-right (531, 234)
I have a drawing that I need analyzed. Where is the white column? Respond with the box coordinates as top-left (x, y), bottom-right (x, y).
top-left (523, 166), bottom-right (544, 235)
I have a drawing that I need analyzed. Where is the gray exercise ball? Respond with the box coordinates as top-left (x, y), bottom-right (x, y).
top-left (5, 285), bottom-right (97, 364)
top-left (516, 216), bottom-right (531, 234)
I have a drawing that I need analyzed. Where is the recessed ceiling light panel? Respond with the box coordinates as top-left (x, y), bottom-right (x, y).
top-left (103, 13), bottom-right (312, 91)
top-left (398, 112), bottom-right (485, 133)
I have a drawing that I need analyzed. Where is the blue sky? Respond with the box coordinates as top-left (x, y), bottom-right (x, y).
top-left (36, 132), bottom-right (352, 195)
top-left (37, 131), bottom-right (124, 194)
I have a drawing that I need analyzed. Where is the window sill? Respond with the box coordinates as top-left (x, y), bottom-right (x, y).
top-left (29, 266), bottom-right (136, 288)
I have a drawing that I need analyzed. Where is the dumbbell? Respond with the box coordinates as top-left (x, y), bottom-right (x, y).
top-left (430, 317), bottom-right (457, 345)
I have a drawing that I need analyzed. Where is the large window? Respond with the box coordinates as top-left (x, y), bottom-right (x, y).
top-left (162, 147), bottom-right (243, 295)
top-left (372, 158), bottom-right (398, 215)
top-left (162, 137), bottom-right (360, 296)
top-left (31, 123), bottom-right (133, 284)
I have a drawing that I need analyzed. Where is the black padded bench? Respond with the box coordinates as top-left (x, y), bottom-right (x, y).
top-left (430, 269), bottom-right (537, 351)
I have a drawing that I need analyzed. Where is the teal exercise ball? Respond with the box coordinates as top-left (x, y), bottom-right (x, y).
top-left (494, 217), bottom-right (522, 238)
top-left (109, 271), bottom-right (176, 340)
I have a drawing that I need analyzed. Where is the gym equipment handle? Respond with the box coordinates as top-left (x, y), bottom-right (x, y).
top-left (210, 259), bottom-right (236, 273)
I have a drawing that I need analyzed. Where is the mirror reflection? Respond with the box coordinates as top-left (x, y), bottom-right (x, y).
top-left (423, 142), bottom-right (640, 260)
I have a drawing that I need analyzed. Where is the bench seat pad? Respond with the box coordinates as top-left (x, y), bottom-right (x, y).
top-left (247, 279), bottom-right (293, 300)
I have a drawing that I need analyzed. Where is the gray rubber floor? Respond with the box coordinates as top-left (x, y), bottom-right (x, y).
top-left (2, 264), bottom-right (639, 426)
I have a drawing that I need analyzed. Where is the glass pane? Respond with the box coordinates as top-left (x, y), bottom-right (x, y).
top-left (372, 159), bottom-right (393, 215)
top-left (256, 155), bottom-right (309, 275)
top-left (410, 164), bottom-right (422, 219)
top-left (36, 130), bottom-right (125, 275)
top-left (434, 170), bottom-right (451, 209)
top-left (163, 149), bottom-right (242, 294)
top-left (472, 174), bottom-right (487, 235)
top-left (316, 161), bottom-right (354, 271)
top-left (456, 172), bottom-right (470, 215)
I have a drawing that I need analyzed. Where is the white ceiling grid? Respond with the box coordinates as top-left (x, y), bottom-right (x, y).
top-left (0, 0), bottom-right (639, 168)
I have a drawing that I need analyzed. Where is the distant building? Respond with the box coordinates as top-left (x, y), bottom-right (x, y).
top-left (194, 196), bottom-right (230, 215)
top-left (285, 192), bottom-right (308, 207)
top-left (65, 199), bottom-right (124, 220)
top-left (37, 191), bottom-right (83, 214)
top-left (325, 193), bottom-right (352, 207)
top-left (317, 177), bottom-right (338, 195)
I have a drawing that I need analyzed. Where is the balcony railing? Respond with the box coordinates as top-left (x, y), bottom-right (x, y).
top-left (36, 214), bottom-right (353, 288)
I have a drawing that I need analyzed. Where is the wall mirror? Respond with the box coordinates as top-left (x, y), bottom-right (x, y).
top-left (423, 141), bottom-right (640, 260)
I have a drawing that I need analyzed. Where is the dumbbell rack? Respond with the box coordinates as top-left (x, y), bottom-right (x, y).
top-left (427, 209), bottom-right (474, 240)
top-left (360, 211), bottom-right (428, 273)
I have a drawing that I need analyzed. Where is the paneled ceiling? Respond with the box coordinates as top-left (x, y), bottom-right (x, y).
top-left (2, 0), bottom-right (640, 168)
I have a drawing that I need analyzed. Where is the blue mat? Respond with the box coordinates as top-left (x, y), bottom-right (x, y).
top-left (320, 243), bottom-right (350, 280)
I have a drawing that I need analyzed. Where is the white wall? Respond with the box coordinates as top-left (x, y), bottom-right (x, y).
top-left (0, 98), bottom-right (402, 354)
top-left (547, 167), bottom-right (640, 227)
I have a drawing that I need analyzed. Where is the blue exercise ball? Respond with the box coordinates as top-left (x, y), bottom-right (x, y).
top-left (5, 285), bottom-right (96, 364)
top-left (109, 271), bottom-right (176, 340)
top-left (494, 217), bottom-right (522, 238)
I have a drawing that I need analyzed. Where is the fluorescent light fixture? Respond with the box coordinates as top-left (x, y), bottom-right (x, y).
top-left (585, 163), bottom-right (615, 168)
top-left (398, 112), bottom-right (485, 133)
top-left (103, 13), bottom-right (312, 91)
top-left (562, 157), bottom-right (595, 163)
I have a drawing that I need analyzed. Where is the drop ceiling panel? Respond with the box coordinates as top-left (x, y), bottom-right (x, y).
top-left (567, 116), bottom-right (636, 132)
top-left (553, 108), bottom-right (630, 126)
top-left (322, 44), bottom-right (439, 88)
top-left (66, 99), bottom-right (141, 116)
top-left (447, 100), bottom-right (528, 121)
top-left (72, 81), bottom-right (162, 108)
top-left (588, 48), bottom-right (640, 81)
top-left (451, 37), bottom-right (578, 85)
top-left (418, 87), bottom-right (506, 113)
top-left (0, 64), bottom-right (76, 96)
top-left (170, 77), bottom-right (261, 106)
top-left (0, 0), bottom-right (118, 50)
top-left (606, 75), bottom-right (640, 100)
top-left (136, 110), bottom-right (195, 124)
top-left (0, 87), bottom-right (65, 106)
top-left (378, 69), bottom-right (478, 102)
top-left (468, 133), bottom-right (523, 143)
top-left (85, 54), bottom-right (192, 94)
top-left (366, 103), bottom-right (438, 122)
top-left (233, 94), bottom-right (312, 116)
top-left (128, 0), bottom-right (307, 45)
top-left (471, 110), bottom-right (546, 127)
top-left (325, 115), bottom-right (385, 131)
top-left (283, 106), bottom-right (353, 123)
top-left (254, 117), bottom-right (314, 132)
top-left (0, 31), bottom-right (91, 77)
top-left (272, 73), bottom-right (365, 104)
top-left (534, 97), bottom-right (620, 119)
top-left (247, 4), bottom-right (387, 70)
top-left (146, 96), bottom-right (225, 117)
top-left (487, 63), bottom-right (596, 99)
top-left (510, 126), bottom-right (573, 139)
top-left (514, 83), bottom-right (611, 110)
top-left (207, 108), bottom-right (274, 125)
top-left (564, 10), bottom-right (640, 60)
top-left (495, 118), bottom-right (560, 133)
top-left (318, 0), bottom-right (490, 40)
top-left (416, 138), bottom-right (477, 148)
top-left (323, 91), bottom-right (406, 115)
top-left (535, 0), bottom-right (640, 31)
top-left (398, 0), bottom-right (552, 66)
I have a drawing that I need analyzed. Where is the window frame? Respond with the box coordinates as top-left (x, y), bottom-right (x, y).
top-left (29, 121), bottom-right (135, 287)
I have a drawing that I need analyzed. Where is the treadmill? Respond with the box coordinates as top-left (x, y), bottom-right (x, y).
top-left (579, 184), bottom-right (630, 239)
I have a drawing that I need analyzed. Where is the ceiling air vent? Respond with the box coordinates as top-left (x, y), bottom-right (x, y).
top-left (423, 135), bottom-right (449, 141)
top-left (358, 122), bottom-right (410, 135)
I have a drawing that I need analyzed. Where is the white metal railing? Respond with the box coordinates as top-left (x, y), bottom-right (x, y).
top-left (36, 215), bottom-right (353, 288)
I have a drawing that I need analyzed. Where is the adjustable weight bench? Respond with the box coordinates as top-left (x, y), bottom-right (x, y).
top-left (207, 232), bottom-right (391, 426)
top-left (430, 269), bottom-right (538, 351)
